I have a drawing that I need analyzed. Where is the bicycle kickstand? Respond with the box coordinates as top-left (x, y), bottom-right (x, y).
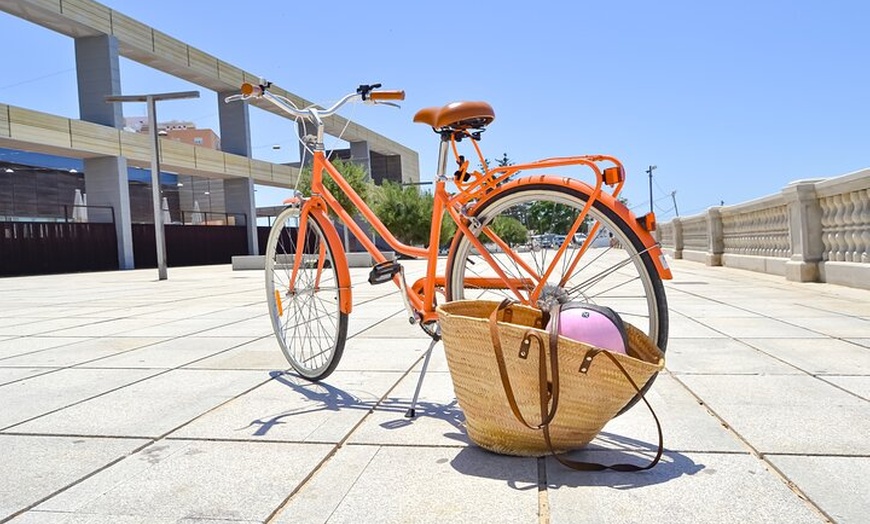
top-left (405, 336), bottom-right (439, 418)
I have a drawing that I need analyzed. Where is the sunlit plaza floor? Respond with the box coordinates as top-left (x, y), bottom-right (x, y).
top-left (0, 258), bottom-right (868, 523)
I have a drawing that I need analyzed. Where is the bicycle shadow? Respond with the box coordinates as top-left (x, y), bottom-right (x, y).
top-left (450, 432), bottom-right (705, 490)
top-left (247, 370), bottom-right (468, 441)
top-left (254, 371), bottom-right (701, 490)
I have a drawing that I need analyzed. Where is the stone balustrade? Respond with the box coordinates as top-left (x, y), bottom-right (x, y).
top-left (657, 168), bottom-right (870, 289)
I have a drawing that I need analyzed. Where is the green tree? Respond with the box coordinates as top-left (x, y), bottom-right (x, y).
top-left (490, 215), bottom-right (528, 246)
top-left (439, 211), bottom-right (457, 248)
top-left (372, 182), bottom-right (434, 246)
top-left (480, 152), bottom-right (514, 172)
top-left (296, 159), bottom-right (372, 218)
top-left (526, 201), bottom-right (576, 235)
top-left (297, 159), bottom-right (374, 251)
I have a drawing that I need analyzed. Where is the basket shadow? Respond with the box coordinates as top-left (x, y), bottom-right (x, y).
top-left (450, 431), bottom-right (705, 490)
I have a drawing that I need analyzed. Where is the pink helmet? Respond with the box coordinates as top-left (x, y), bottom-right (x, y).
top-left (551, 303), bottom-right (628, 354)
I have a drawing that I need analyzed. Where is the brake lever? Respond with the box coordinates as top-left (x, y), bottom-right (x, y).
top-left (375, 101), bottom-right (402, 109)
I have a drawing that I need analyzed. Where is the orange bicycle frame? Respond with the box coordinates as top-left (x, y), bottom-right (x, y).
top-left (289, 133), bottom-right (670, 324)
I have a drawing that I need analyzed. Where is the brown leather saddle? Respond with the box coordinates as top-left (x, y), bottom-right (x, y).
top-left (413, 101), bottom-right (495, 130)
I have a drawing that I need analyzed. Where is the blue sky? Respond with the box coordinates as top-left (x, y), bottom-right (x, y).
top-left (1, 1), bottom-right (868, 218)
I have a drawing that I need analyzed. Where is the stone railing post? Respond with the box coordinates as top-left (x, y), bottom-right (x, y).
top-left (706, 207), bottom-right (724, 266)
top-left (783, 180), bottom-right (824, 282)
top-left (672, 217), bottom-right (683, 259)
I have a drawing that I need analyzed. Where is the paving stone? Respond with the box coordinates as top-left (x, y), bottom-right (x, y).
top-left (0, 318), bottom-right (106, 337)
top-left (190, 317), bottom-right (272, 338)
top-left (783, 316), bottom-right (870, 338)
top-left (11, 370), bottom-right (268, 437)
top-left (183, 336), bottom-right (288, 370)
top-left (668, 299), bottom-right (759, 318)
top-left (336, 337), bottom-right (429, 372)
top-left (666, 314), bottom-right (729, 338)
top-left (77, 337), bottom-right (250, 369)
top-left (170, 370), bottom-right (406, 443)
top-left (0, 368), bottom-right (160, 430)
top-left (693, 317), bottom-right (825, 339)
top-left (0, 337), bottom-right (84, 360)
top-left (31, 439), bottom-right (332, 522)
top-left (741, 337), bottom-right (870, 375)
top-left (50, 318), bottom-right (174, 338)
top-left (0, 337), bottom-right (167, 368)
top-left (0, 435), bottom-right (149, 521)
top-left (666, 338), bottom-right (802, 375)
top-left (547, 452), bottom-right (823, 524)
top-left (11, 512), bottom-right (259, 523)
top-left (349, 314), bottom-right (426, 338)
top-left (349, 371), bottom-right (469, 448)
top-left (0, 368), bottom-right (51, 386)
top-left (677, 374), bottom-right (870, 454)
top-left (275, 445), bottom-right (538, 524)
top-left (821, 375), bottom-right (870, 400)
top-left (116, 317), bottom-right (248, 337)
top-left (766, 455), bottom-right (870, 524)
top-left (597, 373), bottom-right (747, 453)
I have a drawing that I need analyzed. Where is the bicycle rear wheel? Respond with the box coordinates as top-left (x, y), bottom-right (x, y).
top-left (265, 207), bottom-right (347, 381)
top-left (446, 183), bottom-right (668, 352)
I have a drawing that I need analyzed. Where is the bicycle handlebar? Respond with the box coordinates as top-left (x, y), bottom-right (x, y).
top-left (370, 90), bottom-right (405, 101)
top-left (223, 81), bottom-right (403, 122)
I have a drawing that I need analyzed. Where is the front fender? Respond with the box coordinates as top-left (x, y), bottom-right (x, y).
top-left (306, 207), bottom-right (354, 314)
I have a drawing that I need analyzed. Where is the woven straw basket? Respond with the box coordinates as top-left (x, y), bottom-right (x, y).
top-left (437, 300), bottom-right (665, 457)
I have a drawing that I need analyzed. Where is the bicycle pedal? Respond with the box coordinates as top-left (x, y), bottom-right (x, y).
top-left (368, 260), bottom-right (402, 285)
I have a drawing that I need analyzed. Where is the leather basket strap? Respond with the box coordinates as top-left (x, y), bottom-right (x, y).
top-left (488, 300), bottom-right (559, 429)
top-left (543, 348), bottom-right (664, 471)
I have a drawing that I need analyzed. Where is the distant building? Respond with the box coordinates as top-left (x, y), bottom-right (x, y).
top-left (126, 118), bottom-right (222, 150)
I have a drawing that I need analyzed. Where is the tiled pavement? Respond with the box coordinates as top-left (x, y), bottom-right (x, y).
top-left (0, 258), bottom-right (867, 523)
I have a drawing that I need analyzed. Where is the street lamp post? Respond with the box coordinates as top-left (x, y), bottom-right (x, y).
top-left (106, 90), bottom-right (199, 280)
top-left (646, 165), bottom-right (657, 215)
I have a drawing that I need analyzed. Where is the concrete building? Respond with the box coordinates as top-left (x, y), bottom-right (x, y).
top-left (0, 0), bottom-right (419, 270)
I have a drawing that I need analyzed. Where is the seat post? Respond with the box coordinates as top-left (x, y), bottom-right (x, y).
top-left (436, 133), bottom-right (450, 181)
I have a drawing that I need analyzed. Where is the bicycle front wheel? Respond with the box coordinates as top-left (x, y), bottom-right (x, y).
top-left (445, 183), bottom-right (668, 351)
top-left (265, 207), bottom-right (347, 381)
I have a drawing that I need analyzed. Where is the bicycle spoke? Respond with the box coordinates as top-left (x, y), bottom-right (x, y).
top-left (447, 185), bottom-right (667, 351)
top-left (563, 245), bottom-right (655, 297)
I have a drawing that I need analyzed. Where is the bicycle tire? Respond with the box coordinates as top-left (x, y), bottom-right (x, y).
top-left (445, 183), bottom-right (668, 411)
top-left (265, 207), bottom-right (348, 381)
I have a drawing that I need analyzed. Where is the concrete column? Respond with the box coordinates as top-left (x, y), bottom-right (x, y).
top-left (218, 91), bottom-right (251, 156)
top-left (783, 180), bottom-right (824, 282)
top-left (672, 217), bottom-right (684, 259)
top-left (225, 178), bottom-right (258, 255)
top-left (349, 141), bottom-right (371, 180)
top-left (218, 91), bottom-right (257, 254)
top-left (706, 207), bottom-right (724, 266)
top-left (85, 156), bottom-right (134, 269)
top-left (75, 34), bottom-right (134, 268)
top-left (75, 35), bottom-right (123, 128)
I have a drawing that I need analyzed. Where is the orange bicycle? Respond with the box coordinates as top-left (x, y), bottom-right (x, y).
top-left (226, 82), bottom-right (671, 410)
